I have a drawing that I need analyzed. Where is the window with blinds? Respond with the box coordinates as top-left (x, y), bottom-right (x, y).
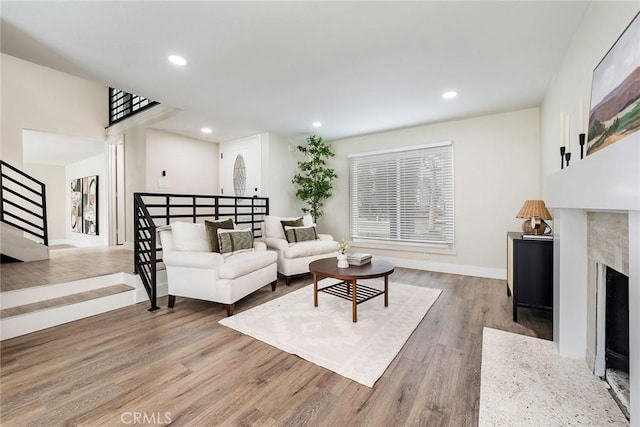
top-left (349, 142), bottom-right (454, 246)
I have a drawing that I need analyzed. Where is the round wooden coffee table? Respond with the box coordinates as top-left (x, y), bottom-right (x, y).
top-left (309, 257), bottom-right (395, 323)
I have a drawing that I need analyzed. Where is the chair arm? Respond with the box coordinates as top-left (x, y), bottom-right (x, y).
top-left (265, 237), bottom-right (290, 252)
top-left (318, 234), bottom-right (334, 241)
top-left (163, 250), bottom-right (224, 269)
top-left (253, 241), bottom-right (267, 251)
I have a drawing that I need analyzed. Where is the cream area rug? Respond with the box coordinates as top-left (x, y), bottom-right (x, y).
top-left (479, 328), bottom-right (628, 426)
top-left (219, 279), bottom-right (441, 387)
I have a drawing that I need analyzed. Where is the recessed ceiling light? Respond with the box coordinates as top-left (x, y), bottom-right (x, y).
top-left (168, 55), bottom-right (188, 66)
top-left (312, 121), bottom-right (322, 128)
top-left (442, 91), bottom-right (457, 99)
top-left (201, 127), bottom-right (212, 134)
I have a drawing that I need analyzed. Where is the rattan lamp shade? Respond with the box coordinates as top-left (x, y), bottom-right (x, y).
top-left (516, 200), bottom-right (552, 220)
top-left (516, 200), bottom-right (552, 235)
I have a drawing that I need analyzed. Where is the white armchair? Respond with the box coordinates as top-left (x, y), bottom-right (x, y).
top-left (261, 215), bottom-right (339, 285)
top-left (158, 221), bottom-right (277, 316)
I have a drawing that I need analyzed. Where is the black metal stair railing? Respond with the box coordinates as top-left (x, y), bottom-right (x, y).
top-left (0, 160), bottom-right (48, 246)
top-left (133, 192), bottom-right (269, 311)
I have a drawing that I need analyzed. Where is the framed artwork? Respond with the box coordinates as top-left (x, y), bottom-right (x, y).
top-left (587, 12), bottom-right (640, 156)
top-left (70, 178), bottom-right (83, 233)
top-left (83, 175), bottom-right (99, 235)
top-left (70, 175), bottom-right (99, 235)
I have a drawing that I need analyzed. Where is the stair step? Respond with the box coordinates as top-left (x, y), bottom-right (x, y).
top-left (0, 284), bottom-right (135, 319)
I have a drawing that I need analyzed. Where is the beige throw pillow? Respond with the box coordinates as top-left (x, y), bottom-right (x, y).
top-left (284, 225), bottom-right (319, 243)
top-left (217, 229), bottom-right (254, 256)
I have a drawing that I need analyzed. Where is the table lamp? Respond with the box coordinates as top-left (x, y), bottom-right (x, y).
top-left (516, 200), bottom-right (552, 235)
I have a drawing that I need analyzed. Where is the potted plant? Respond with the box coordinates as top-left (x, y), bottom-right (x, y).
top-left (292, 135), bottom-right (337, 223)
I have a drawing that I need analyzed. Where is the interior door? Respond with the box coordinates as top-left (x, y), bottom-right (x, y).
top-left (220, 135), bottom-right (262, 197)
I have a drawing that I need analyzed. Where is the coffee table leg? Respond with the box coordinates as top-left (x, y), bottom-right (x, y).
top-left (352, 279), bottom-right (357, 322)
top-left (313, 274), bottom-right (318, 307)
top-left (384, 275), bottom-right (389, 307)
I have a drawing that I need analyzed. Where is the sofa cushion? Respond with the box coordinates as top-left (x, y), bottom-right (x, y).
top-left (284, 225), bottom-right (318, 243)
top-left (218, 229), bottom-right (254, 256)
top-left (171, 221), bottom-right (210, 252)
top-left (205, 218), bottom-right (234, 252)
top-left (218, 250), bottom-right (277, 279)
top-left (163, 250), bottom-right (224, 269)
top-left (282, 239), bottom-right (339, 259)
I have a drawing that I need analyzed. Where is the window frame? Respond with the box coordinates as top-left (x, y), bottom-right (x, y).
top-left (348, 141), bottom-right (455, 248)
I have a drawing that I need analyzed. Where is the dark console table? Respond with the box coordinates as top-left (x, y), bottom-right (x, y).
top-left (506, 232), bottom-right (553, 322)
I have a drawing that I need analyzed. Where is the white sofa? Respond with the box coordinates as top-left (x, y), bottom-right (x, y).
top-left (261, 215), bottom-right (339, 285)
top-left (158, 221), bottom-right (277, 316)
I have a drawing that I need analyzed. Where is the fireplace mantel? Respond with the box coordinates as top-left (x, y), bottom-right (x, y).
top-left (542, 133), bottom-right (639, 424)
top-left (544, 135), bottom-right (639, 212)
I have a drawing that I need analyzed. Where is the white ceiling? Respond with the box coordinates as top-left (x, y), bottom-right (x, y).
top-left (1, 1), bottom-right (590, 143)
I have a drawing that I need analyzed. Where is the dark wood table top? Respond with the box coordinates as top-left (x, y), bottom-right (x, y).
top-left (309, 257), bottom-right (395, 281)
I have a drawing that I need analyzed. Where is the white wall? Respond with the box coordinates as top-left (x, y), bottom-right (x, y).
top-left (262, 133), bottom-right (300, 216)
top-left (0, 54), bottom-right (107, 167)
top-left (124, 126), bottom-right (147, 244)
top-left (22, 163), bottom-right (66, 242)
top-left (145, 129), bottom-right (219, 194)
top-left (540, 3), bottom-right (639, 185)
top-left (323, 108), bottom-right (540, 279)
top-left (66, 154), bottom-right (108, 246)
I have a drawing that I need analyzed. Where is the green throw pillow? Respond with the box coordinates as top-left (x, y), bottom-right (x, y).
top-left (284, 225), bottom-right (318, 243)
top-left (204, 218), bottom-right (234, 252)
top-left (217, 229), bottom-right (254, 255)
top-left (280, 217), bottom-right (303, 235)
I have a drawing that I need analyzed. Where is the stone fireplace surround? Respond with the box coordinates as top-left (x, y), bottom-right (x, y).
top-left (545, 135), bottom-right (639, 425)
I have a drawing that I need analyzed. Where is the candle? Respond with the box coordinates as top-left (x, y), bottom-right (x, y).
top-left (560, 112), bottom-right (565, 146)
top-left (565, 116), bottom-right (571, 152)
top-left (579, 97), bottom-right (584, 133)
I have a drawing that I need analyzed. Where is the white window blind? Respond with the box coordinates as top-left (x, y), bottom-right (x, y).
top-left (349, 142), bottom-right (454, 246)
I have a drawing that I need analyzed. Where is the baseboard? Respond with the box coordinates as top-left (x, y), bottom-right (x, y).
top-left (380, 256), bottom-right (506, 280)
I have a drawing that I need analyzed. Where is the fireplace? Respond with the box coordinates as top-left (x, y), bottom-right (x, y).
top-left (605, 267), bottom-right (629, 374)
top-left (595, 264), bottom-right (630, 418)
top-left (545, 118), bottom-right (639, 425)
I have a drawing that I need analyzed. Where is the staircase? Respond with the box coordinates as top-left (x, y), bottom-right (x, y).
top-left (0, 270), bottom-right (168, 340)
top-left (0, 161), bottom-right (166, 340)
top-left (0, 222), bottom-right (49, 262)
top-left (0, 160), bottom-right (49, 262)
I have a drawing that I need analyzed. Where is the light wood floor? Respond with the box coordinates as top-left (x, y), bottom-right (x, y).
top-left (0, 246), bottom-right (134, 292)
top-left (0, 268), bottom-right (552, 426)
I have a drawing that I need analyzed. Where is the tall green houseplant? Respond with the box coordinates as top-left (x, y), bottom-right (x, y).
top-left (292, 135), bottom-right (338, 222)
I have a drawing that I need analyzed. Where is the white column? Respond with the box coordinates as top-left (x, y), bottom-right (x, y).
top-left (629, 211), bottom-right (639, 427)
top-left (553, 208), bottom-right (588, 359)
